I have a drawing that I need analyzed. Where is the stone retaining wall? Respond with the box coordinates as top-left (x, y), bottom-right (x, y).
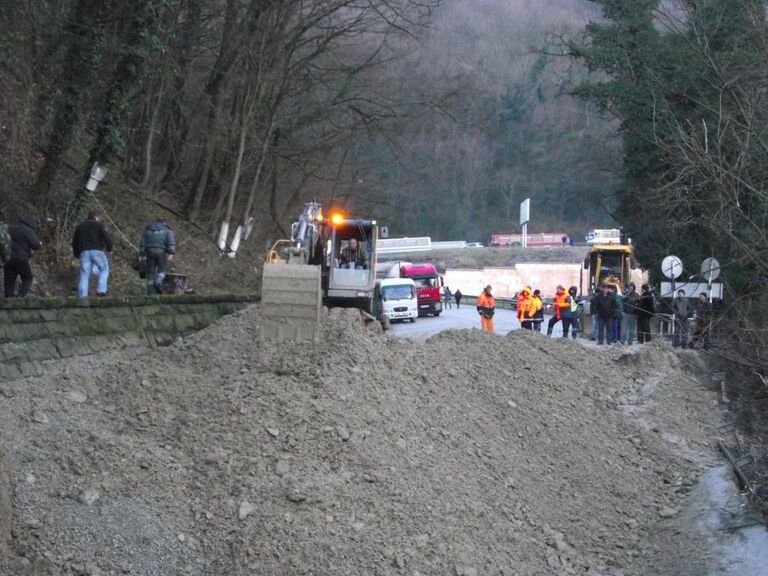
top-left (0, 294), bottom-right (258, 381)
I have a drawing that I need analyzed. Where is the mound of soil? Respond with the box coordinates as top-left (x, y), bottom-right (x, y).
top-left (0, 306), bottom-right (722, 575)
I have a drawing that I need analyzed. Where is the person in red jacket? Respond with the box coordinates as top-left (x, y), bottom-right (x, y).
top-left (547, 285), bottom-right (571, 337)
top-left (477, 285), bottom-right (496, 333)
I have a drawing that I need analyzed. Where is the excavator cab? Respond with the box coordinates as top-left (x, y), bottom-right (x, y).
top-left (261, 204), bottom-right (379, 343)
top-left (325, 217), bottom-right (378, 311)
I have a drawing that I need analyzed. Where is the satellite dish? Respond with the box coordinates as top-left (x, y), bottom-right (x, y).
top-left (701, 257), bottom-right (721, 282)
top-left (661, 255), bottom-right (683, 279)
top-left (380, 226), bottom-right (389, 239)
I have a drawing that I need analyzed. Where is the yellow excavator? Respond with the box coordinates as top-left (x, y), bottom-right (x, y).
top-left (261, 201), bottom-right (380, 342)
top-left (582, 243), bottom-right (634, 294)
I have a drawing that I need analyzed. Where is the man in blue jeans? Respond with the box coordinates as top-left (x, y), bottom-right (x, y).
top-left (72, 211), bottom-right (113, 297)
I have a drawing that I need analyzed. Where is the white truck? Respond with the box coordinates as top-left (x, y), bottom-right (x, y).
top-left (373, 278), bottom-right (418, 328)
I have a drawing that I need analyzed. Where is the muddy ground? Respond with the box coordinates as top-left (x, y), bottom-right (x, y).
top-left (0, 305), bottom-right (747, 575)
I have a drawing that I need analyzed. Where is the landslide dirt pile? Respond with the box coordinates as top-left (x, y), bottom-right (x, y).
top-left (0, 307), bottom-right (720, 575)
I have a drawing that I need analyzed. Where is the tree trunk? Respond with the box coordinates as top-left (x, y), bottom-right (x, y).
top-left (240, 122), bottom-right (277, 231)
top-left (184, 0), bottom-right (240, 219)
top-left (34, 0), bottom-right (112, 200)
top-left (71, 0), bottom-right (166, 220)
top-left (218, 102), bottom-right (251, 250)
top-left (158, 0), bottom-right (203, 187)
top-left (142, 77), bottom-right (165, 187)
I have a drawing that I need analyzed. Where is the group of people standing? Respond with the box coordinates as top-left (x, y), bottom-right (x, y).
top-left (470, 283), bottom-right (582, 337)
top-left (0, 210), bottom-right (176, 298)
top-left (516, 285), bottom-right (581, 338)
top-left (590, 283), bottom-right (654, 345)
top-left (443, 286), bottom-right (463, 310)
top-left (468, 281), bottom-right (713, 348)
top-left (671, 289), bottom-right (713, 349)
top-left (590, 283), bottom-right (712, 348)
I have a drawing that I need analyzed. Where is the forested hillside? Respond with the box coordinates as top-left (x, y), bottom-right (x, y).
top-left (571, 0), bottom-right (768, 508)
top-left (351, 0), bottom-right (618, 240)
top-left (0, 0), bottom-right (613, 257)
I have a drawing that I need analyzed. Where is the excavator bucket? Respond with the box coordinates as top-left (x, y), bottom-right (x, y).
top-left (260, 263), bottom-right (322, 343)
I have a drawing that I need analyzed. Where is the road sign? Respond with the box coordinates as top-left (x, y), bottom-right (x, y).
top-left (701, 257), bottom-right (721, 282)
top-left (661, 255), bottom-right (683, 279)
top-left (519, 198), bottom-right (530, 226)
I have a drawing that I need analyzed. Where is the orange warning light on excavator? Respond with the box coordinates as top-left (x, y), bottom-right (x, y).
top-left (331, 213), bottom-right (345, 225)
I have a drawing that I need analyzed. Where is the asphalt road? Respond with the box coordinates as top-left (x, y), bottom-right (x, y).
top-left (389, 304), bottom-right (567, 340)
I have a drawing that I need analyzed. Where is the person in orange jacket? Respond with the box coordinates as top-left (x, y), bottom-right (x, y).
top-left (517, 286), bottom-right (535, 330)
top-left (547, 285), bottom-right (571, 336)
top-left (477, 284), bottom-right (496, 333)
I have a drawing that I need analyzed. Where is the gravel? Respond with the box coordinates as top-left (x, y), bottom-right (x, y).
top-left (0, 304), bottom-right (725, 575)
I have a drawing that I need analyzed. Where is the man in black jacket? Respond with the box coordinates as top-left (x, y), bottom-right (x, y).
top-left (637, 284), bottom-right (656, 344)
top-left (4, 215), bottom-right (42, 297)
top-left (72, 211), bottom-right (114, 297)
top-left (139, 218), bottom-right (176, 294)
top-left (591, 284), bottom-right (616, 345)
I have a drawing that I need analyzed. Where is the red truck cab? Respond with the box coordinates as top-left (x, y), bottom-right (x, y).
top-left (400, 263), bottom-right (443, 317)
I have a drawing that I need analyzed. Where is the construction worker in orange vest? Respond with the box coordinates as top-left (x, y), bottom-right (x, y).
top-left (547, 285), bottom-right (571, 336)
top-left (517, 286), bottom-right (536, 329)
top-left (477, 284), bottom-right (496, 333)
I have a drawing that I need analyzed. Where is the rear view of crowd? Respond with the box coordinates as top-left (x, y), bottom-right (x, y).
top-left (590, 283), bottom-right (655, 345)
top-left (0, 210), bottom-right (179, 299)
top-left (506, 281), bottom-right (713, 349)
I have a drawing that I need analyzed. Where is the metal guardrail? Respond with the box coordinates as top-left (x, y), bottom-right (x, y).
top-left (461, 295), bottom-right (552, 312)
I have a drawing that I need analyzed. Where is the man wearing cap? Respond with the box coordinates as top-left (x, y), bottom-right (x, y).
top-left (477, 284), bottom-right (496, 333)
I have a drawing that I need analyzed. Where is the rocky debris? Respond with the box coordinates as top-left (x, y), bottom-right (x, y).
top-left (274, 460), bottom-right (290, 476)
top-left (0, 305), bottom-right (724, 575)
top-left (78, 489), bottom-right (100, 506)
top-left (335, 425), bottom-right (350, 441)
top-left (238, 501), bottom-right (255, 521)
top-left (66, 390), bottom-right (87, 404)
top-left (658, 506), bottom-right (679, 519)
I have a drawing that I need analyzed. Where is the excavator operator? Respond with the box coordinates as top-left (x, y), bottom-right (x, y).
top-left (339, 238), bottom-right (368, 269)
